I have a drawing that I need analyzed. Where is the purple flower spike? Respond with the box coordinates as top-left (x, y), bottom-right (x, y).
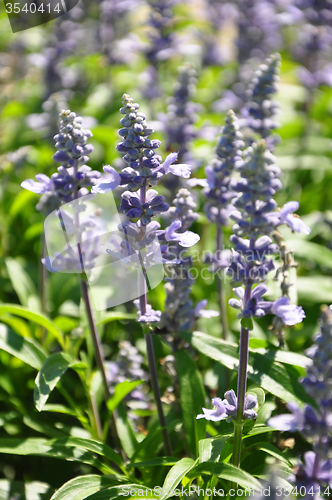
top-left (288, 451), bottom-right (332, 493)
top-left (271, 297), bottom-right (306, 326)
top-left (196, 397), bottom-right (228, 422)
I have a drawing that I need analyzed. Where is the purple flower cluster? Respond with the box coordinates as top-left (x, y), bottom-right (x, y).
top-left (289, 0), bottom-right (332, 89)
top-left (268, 306), bottom-right (332, 491)
top-left (93, 94), bottom-right (197, 324)
top-left (162, 64), bottom-right (200, 165)
top-left (106, 340), bottom-right (150, 420)
top-left (227, 139), bottom-right (308, 327)
top-left (234, 0), bottom-right (283, 64)
top-left (22, 110), bottom-right (98, 211)
top-left (159, 188), bottom-right (217, 335)
top-left (242, 53), bottom-right (281, 147)
top-left (197, 389), bottom-right (257, 422)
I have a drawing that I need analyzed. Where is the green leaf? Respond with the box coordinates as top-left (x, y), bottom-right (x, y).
top-left (0, 305), bottom-right (64, 347)
top-left (175, 350), bottom-right (206, 456)
top-left (0, 479), bottom-right (54, 500)
top-left (0, 438), bottom-right (112, 473)
top-left (50, 475), bottom-right (126, 500)
top-left (52, 437), bottom-right (124, 468)
top-left (198, 437), bottom-right (228, 464)
top-left (85, 484), bottom-right (157, 500)
top-left (96, 312), bottom-right (136, 325)
top-left (193, 462), bottom-right (261, 491)
top-left (0, 324), bottom-right (47, 370)
top-left (41, 404), bottom-right (82, 417)
top-left (114, 403), bottom-right (138, 459)
top-left (287, 239), bottom-right (332, 269)
top-left (34, 353), bottom-right (74, 411)
top-left (243, 425), bottom-right (276, 438)
top-left (107, 381), bottom-right (144, 413)
top-left (128, 457), bottom-right (179, 468)
top-left (160, 458), bottom-right (197, 500)
top-left (5, 258), bottom-right (41, 311)
top-left (296, 276), bottom-right (332, 303)
top-left (180, 331), bottom-right (312, 406)
top-left (253, 442), bottom-right (292, 468)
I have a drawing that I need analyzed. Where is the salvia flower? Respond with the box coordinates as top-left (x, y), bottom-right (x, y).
top-left (268, 306), bottom-right (332, 491)
top-left (189, 110), bottom-right (244, 291)
top-left (227, 139), bottom-right (306, 328)
top-left (201, 109), bottom-right (244, 225)
top-left (235, 0), bottom-right (283, 64)
top-left (197, 389), bottom-right (258, 422)
top-left (22, 111), bottom-right (97, 206)
top-left (242, 53), bottom-right (281, 147)
top-left (105, 340), bottom-right (150, 421)
top-left (92, 94), bottom-right (198, 325)
top-left (159, 189), bottom-right (216, 335)
top-left (162, 64), bottom-right (200, 164)
top-left (290, 0), bottom-right (332, 90)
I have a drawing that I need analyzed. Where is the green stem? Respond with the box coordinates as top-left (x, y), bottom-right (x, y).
top-left (216, 223), bottom-right (229, 340)
top-left (139, 181), bottom-right (172, 456)
top-left (232, 284), bottom-right (251, 467)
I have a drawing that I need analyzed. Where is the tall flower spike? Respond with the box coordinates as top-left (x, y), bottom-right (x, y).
top-left (159, 188), bottom-right (217, 337)
top-left (235, 0), bottom-right (282, 64)
top-left (242, 53), bottom-right (281, 147)
top-left (22, 111), bottom-right (97, 208)
top-left (164, 64), bottom-right (199, 164)
top-left (290, 0), bottom-right (332, 90)
top-left (98, 94), bottom-right (197, 455)
top-left (227, 139), bottom-right (306, 467)
top-left (199, 110), bottom-right (244, 340)
top-left (268, 306), bottom-right (332, 491)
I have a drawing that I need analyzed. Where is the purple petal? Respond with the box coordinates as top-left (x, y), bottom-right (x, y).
top-left (280, 201), bottom-right (299, 218)
top-left (21, 179), bottom-right (48, 194)
top-left (160, 152), bottom-right (178, 173)
top-left (169, 163), bottom-right (192, 178)
top-left (177, 230), bottom-right (200, 247)
top-left (251, 284), bottom-right (268, 299)
top-left (267, 413), bottom-right (300, 431)
top-left (187, 178), bottom-right (208, 188)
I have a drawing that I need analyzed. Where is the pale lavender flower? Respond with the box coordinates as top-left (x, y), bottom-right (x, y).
top-left (275, 201), bottom-right (311, 234)
top-left (196, 397), bottom-right (228, 421)
top-left (21, 174), bottom-right (54, 194)
top-left (271, 297), bottom-right (306, 326)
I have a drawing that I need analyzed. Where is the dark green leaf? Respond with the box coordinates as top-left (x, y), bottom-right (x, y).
top-left (34, 353), bottom-right (73, 411)
top-left (128, 457), bottom-right (179, 468)
top-left (0, 305), bottom-right (64, 347)
top-left (0, 324), bottom-right (46, 370)
top-left (193, 462), bottom-right (261, 490)
top-left (175, 350), bottom-right (206, 456)
top-left (107, 381), bottom-right (144, 413)
top-left (160, 458), bottom-right (197, 500)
